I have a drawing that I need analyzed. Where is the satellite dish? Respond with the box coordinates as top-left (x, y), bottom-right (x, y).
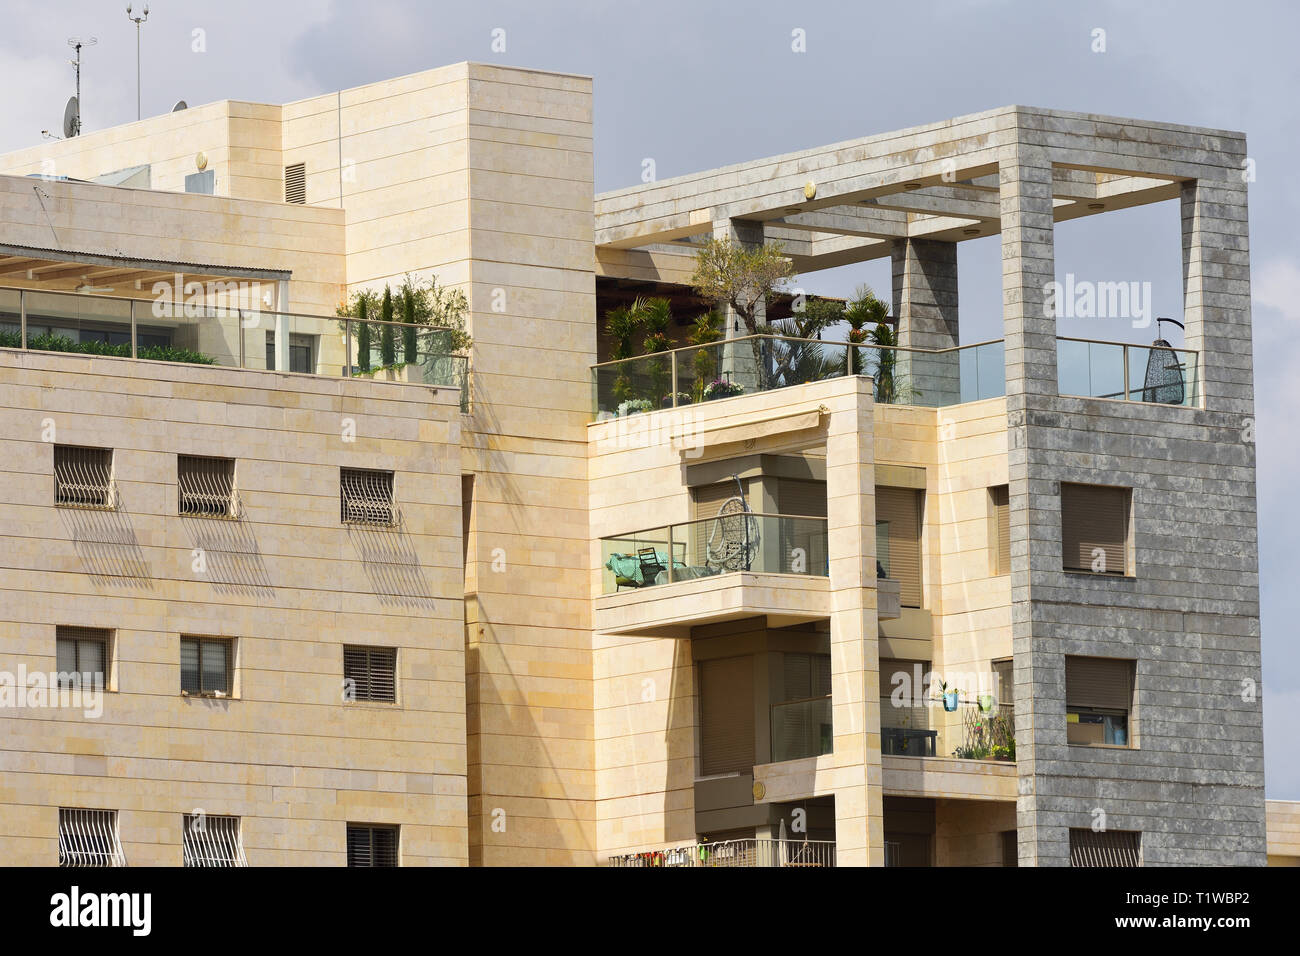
top-left (62, 96), bottom-right (80, 138)
top-left (172, 100), bottom-right (188, 112)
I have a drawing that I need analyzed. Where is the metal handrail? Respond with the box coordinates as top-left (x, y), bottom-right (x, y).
top-left (600, 511), bottom-right (826, 543)
top-left (589, 331), bottom-right (1006, 370)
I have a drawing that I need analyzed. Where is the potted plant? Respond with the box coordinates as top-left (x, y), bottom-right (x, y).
top-left (617, 398), bottom-right (654, 417)
top-left (661, 391), bottom-right (692, 408)
top-left (991, 744), bottom-right (1013, 761)
top-left (978, 693), bottom-right (995, 713)
top-left (935, 679), bottom-right (960, 713)
top-left (703, 378), bottom-right (745, 400)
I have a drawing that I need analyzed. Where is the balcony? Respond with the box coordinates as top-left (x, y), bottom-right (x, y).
top-left (592, 334), bottom-right (1004, 419)
top-left (1058, 336), bottom-right (1199, 408)
top-left (601, 513), bottom-right (828, 594)
top-left (597, 513), bottom-right (830, 635)
top-left (608, 838), bottom-right (836, 867)
top-left (0, 286), bottom-right (470, 410)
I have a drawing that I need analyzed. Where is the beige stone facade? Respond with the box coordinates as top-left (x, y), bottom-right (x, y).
top-left (0, 60), bottom-right (1287, 867)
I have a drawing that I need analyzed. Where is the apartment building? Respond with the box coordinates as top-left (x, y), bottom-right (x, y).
top-left (0, 60), bottom-right (1289, 866)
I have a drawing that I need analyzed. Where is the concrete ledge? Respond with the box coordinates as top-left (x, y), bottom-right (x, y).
top-left (882, 754), bottom-right (1017, 800)
top-left (594, 572), bottom-right (829, 637)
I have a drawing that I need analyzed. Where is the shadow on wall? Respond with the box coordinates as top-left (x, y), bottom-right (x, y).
top-left (347, 524), bottom-right (435, 608)
top-left (185, 518), bottom-right (274, 597)
top-left (59, 504), bottom-right (152, 588)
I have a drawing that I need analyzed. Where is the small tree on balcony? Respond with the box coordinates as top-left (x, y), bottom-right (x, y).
top-left (844, 284), bottom-right (890, 376)
top-left (379, 286), bottom-right (397, 367)
top-left (691, 237), bottom-right (797, 388)
top-left (636, 296), bottom-right (674, 404)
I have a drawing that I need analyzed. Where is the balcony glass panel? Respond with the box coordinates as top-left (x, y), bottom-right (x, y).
top-left (601, 513), bottom-right (829, 594)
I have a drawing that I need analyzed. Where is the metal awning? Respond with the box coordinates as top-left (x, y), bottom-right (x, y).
top-left (0, 242), bottom-right (290, 295)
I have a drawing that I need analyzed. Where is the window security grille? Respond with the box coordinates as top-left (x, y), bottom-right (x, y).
top-left (58, 808), bottom-right (125, 867)
top-left (343, 646), bottom-right (397, 703)
top-left (178, 456), bottom-right (239, 517)
top-left (183, 814), bottom-right (247, 867)
top-left (284, 162), bottom-right (306, 204)
top-left (1069, 828), bottom-right (1140, 867)
top-left (340, 468), bottom-right (396, 526)
top-left (346, 824), bottom-right (398, 867)
top-left (55, 626), bottom-right (110, 689)
top-left (54, 445), bottom-right (114, 508)
top-left (180, 637), bottom-right (233, 696)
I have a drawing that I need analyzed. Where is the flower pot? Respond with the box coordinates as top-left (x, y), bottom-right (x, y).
top-left (943, 691), bottom-right (959, 712)
top-left (978, 694), bottom-right (995, 713)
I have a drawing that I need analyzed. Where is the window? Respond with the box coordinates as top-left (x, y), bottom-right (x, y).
top-left (1065, 656), bottom-right (1134, 747)
top-left (340, 468), bottom-right (396, 526)
top-left (180, 637), bottom-right (234, 697)
top-left (56, 626), bottom-right (110, 689)
top-left (54, 445), bottom-right (113, 508)
top-left (1069, 828), bottom-right (1141, 867)
top-left (1002, 830), bottom-right (1018, 867)
top-left (284, 162), bottom-right (306, 204)
top-left (879, 659), bottom-right (934, 756)
top-left (347, 824), bottom-right (398, 867)
top-left (876, 487), bottom-right (923, 607)
top-left (343, 645), bottom-right (397, 703)
top-left (184, 169), bottom-right (214, 194)
top-left (1061, 483), bottom-right (1130, 574)
top-left (698, 656), bottom-right (754, 775)
top-left (58, 808), bottom-right (124, 867)
top-left (178, 455), bottom-right (238, 517)
top-left (771, 652), bottom-right (833, 762)
top-left (182, 814), bottom-right (247, 866)
top-left (265, 331), bottom-right (316, 373)
top-left (989, 485), bottom-right (1010, 575)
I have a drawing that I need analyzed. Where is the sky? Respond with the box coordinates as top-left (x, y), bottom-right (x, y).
top-left (1, 0), bottom-right (1296, 797)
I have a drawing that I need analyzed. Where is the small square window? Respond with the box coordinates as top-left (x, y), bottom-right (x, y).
top-left (178, 455), bottom-right (238, 517)
top-left (1065, 655), bottom-right (1135, 748)
top-left (180, 636), bottom-right (234, 697)
top-left (54, 445), bottom-right (114, 508)
top-left (340, 468), bottom-right (395, 526)
top-left (182, 813), bottom-right (247, 867)
top-left (58, 808), bottom-right (124, 867)
top-left (1061, 483), bottom-right (1130, 575)
top-left (343, 645), bottom-right (397, 703)
top-left (346, 824), bottom-right (398, 867)
top-left (55, 626), bottom-right (111, 690)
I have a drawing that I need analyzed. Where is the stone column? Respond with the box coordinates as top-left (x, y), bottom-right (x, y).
top-left (998, 141), bottom-right (1061, 866)
top-left (891, 238), bottom-right (960, 405)
top-left (824, 377), bottom-right (882, 865)
top-left (1180, 178), bottom-right (1253, 416)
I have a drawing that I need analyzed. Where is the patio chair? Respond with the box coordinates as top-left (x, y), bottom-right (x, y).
top-left (637, 547), bottom-right (666, 583)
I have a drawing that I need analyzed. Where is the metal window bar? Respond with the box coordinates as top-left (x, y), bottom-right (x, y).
top-left (54, 445), bottom-right (114, 508)
top-left (182, 814), bottom-right (247, 867)
top-left (58, 808), bottom-right (125, 867)
top-left (343, 645), bottom-right (397, 703)
top-left (346, 824), bottom-right (399, 867)
top-left (340, 468), bottom-right (396, 526)
top-left (178, 455), bottom-right (239, 517)
top-left (1069, 828), bottom-right (1141, 867)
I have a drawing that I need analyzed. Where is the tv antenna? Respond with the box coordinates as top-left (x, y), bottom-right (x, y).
top-left (64, 36), bottom-right (95, 137)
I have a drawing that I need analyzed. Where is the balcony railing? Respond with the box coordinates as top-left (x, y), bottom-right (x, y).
top-left (0, 286), bottom-right (470, 411)
top-left (1058, 336), bottom-right (1199, 408)
top-left (608, 839), bottom-right (836, 868)
top-left (600, 513), bottom-right (828, 595)
top-left (771, 695), bottom-right (833, 762)
top-left (592, 334), bottom-right (1005, 419)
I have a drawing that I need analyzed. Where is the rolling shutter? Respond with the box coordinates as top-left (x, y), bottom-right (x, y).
top-left (775, 478), bottom-right (827, 518)
top-left (1065, 656), bottom-right (1134, 711)
top-left (691, 480), bottom-right (751, 567)
top-left (991, 485), bottom-right (1010, 575)
top-left (1061, 483), bottom-right (1128, 573)
top-left (699, 656), bottom-right (754, 775)
top-left (1069, 828), bottom-right (1140, 867)
top-left (876, 487), bottom-right (923, 607)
